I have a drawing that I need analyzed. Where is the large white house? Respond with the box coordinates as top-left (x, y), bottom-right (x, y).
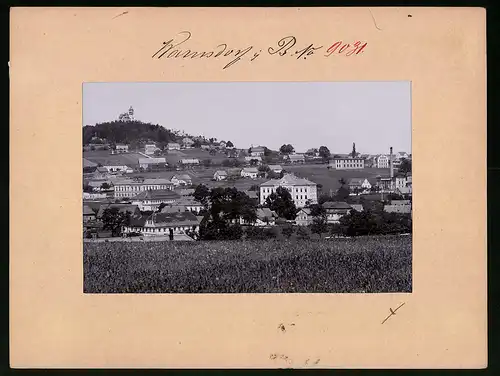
top-left (103, 163), bottom-right (132, 173)
top-left (249, 146), bottom-right (266, 157)
top-left (167, 143), bottom-right (181, 150)
top-left (329, 157), bottom-right (365, 170)
top-left (260, 174), bottom-right (317, 208)
top-left (114, 144), bottom-right (129, 153)
top-left (113, 178), bottom-right (174, 199)
top-left (171, 174), bottom-right (192, 186)
top-left (122, 211), bottom-right (201, 238)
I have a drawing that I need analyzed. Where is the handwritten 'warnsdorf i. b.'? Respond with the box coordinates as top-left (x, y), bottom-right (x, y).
top-left (151, 31), bottom-right (368, 70)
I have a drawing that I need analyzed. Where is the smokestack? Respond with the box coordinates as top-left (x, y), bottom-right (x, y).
top-left (389, 147), bottom-right (394, 190)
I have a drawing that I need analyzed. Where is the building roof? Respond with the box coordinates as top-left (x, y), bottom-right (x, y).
top-left (167, 142), bottom-right (180, 146)
top-left (132, 189), bottom-right (181, 201)
top-left (256, 208), bottom-right (278, 220)
top-left (350, 204), bottom-right (364, 212)
top-left (83, 158), bottom-right (98, 168)
top-left (245, 156), bottom-right (262, 160)
top-left (148, 211), bottom-right (201, 227)
top-left (322, 201), bottom-right (353, 210)
top-left (96, 203), bottom-right (139, 218)
top-left (251, 146), bottom-right (265, 152)
top-left (114, 178), bottom-right (173, 186)
top-left (215, 170), bottom-right (228, 176)
top-left (268, 164), bottom-right (282, 170)
top-left (384, 204), bottom-right (412, 214)
top-left (175, 197), bottom-right (203, 206)
top-left (227, 168), bottom-right (242, 176)
top-left (288, 154), bottom-right (305, 160)
top-left (296, 208), bottom-right (312, 215)
top-left (83, 205), bottom-right (95, 216)
top-left (181, 158), bottom-right (199, 163)
top-left (175, 188), bottom-right (195, 196)
top-left (96, 167), bottom-right (108, 173)
top-left (139, 158), bottom-right (166, 164)
top-left (242, 167), bottom-right (259, 173)
top-left (88, 180), bottom-right (113, 188)
top-left (391, 200), bottom-right (412, 205)
top-left (172, 174), bottom-right (192, 181)
top-left (333, 156), bottom-right (364, 161)
top-left (348, 178), bottom-right (367, 186)
top-left (396, 187), bottom-right (412, 195)
top-left (244, 190), bottom-right (258, 199)
top-left (261, 173), bottom-right (316, 187)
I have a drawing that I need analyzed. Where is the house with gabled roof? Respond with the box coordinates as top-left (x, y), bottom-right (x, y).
top-left (322, 201), bottom-right (353, 224)
top-left (121, 211), bottom-right (201, 238)
top-left (260, 173), bottom-right (317, 208)
top-left (214, 170), bottom-right (228, 181)
top-left (171, 174), bottom-right (192, 187)
top-left (241, 167), bottom-right (259, 179)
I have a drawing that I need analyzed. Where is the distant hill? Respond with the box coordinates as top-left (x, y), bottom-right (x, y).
top-left (83, 121), bottom-right (210, 148)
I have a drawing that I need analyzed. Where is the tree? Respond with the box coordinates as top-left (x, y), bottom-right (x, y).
top-left (338, 177), bottom-right (347, 186)
top-left (202, 159), bottom-right (212, 167)
top-left (250, 159), bottom-right (259, 166)
top-left (101, 208), bottom-right (131, 237)
top-left (265, 186), bottom-right (297, 220)
top-left (258, 164), bottom-right (270, 177)
top-left (351, 142), bottom-right (357, 158)
top-left (279, 144), bottom-right (294, 155)
top-left (193, 184), bottom-right (210, 207)
top-left (154, 149), bottom-right (162, 157)
top-left (83, 183), bottom-right (93, 193)
top-left (310, 204), bottom-right (328, 238)
top-left (193, 140), bottom-right (202, 148)
top-left (318, 146), bottom-right (331, 160)
top-left (334, 186), bottom-right (350, 201)
top-left (249, 184), bottom-right (260, 191)
top-left (399, 158), bottom-right (412, 176)
top-left (226, 140), bottom-right (234, 148)
top-left (100, 182), bottom-right (111, 190)
top-left (209, 149), bottom-right (217, 156)
top-left (157, 202), bottom-right (167, 212)
top-left (318, 193), bottom-right (333, 205)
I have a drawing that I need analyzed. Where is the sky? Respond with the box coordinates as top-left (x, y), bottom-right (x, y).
top-left (83, 81), bottom-right (411, 155)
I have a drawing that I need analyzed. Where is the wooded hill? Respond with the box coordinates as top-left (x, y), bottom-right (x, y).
top-left (82, 121), bottom-right (209, 148)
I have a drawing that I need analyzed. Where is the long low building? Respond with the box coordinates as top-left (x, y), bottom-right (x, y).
top-left (122, 211), bottom-right (201, 237)
top-left (114, 178), bottom-right (174, 199)
top-left (131, 189), bottom-right (181, 212)
top-left (138, 157), bottom-right (167, 169)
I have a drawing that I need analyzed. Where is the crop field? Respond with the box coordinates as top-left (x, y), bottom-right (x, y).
top-left (83, 235), bottom-right (412, 293)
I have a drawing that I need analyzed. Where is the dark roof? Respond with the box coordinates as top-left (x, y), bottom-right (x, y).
top-left (132, 189), bottom-right (181, 201)
top-left (322, 201), bottom-right (352, 210)
top-left (148, 211), bottom-right (201, 227)
top-left (83, 205), bottom-right (95, 216)
top-left (96, 203), bottom-right (139, 218)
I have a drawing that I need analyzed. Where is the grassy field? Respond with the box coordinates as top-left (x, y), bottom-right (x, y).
top-left (83, 235), bottom-right (412, 293)
top-left (83, 150), bottom-right (146, 167)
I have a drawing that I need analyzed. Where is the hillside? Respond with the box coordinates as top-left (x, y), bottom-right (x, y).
top-left (82, 120), bottom-right (210, 148)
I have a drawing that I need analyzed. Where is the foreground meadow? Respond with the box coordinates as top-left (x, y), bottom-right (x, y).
top-left (83, 235), bottom-right (412, 293)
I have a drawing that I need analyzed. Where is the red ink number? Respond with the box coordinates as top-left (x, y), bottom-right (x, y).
top-left (325, 41), bottom-right (367, 57)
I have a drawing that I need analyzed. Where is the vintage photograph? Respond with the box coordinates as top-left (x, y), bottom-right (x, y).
top-left (83, 82), bottom-right (412, 294)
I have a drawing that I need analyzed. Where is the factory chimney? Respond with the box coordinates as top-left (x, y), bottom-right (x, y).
top-left (389, 146), bottom-right (394, 190)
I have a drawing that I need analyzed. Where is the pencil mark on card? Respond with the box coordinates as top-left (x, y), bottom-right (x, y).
top-left (381, 302), bottom-right (406, 324)
top-left (368, 8), bottom-right (383, 31)
top-left (112, 11), bottom-right (129, 19)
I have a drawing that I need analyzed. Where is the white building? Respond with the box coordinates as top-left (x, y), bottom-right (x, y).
top-left (138, 157), bottom-right (167, 169)
top-left (322, 202), bottom-right (353, 224)
top-left (167, 143), bottom-right (181, 150)
top-left (249, 146), bottom-right (266, 157)
top-left (268, 165), bottom-right (283, 174)
top-left (131, 189), bottom-right (182, 212)
top-left (115, 144), bottom-right (129, 153)
top-left (245, 156), bottom-right (262, 164)
top-left (144, 143), bottom-right (157, 155)
top-left (214, 170), bottom-right (228, 181)
top-left (260, 174), bottom-right (317, 208)
top-left (171, 174), bottom-right (192, 186)
top-left (377, 155), bottom-right (389, 168)
top-left (287, 154), bottom-right (306, 164)
top-left (182, 137), bottom-right (194, 148)
top-left (329, 157), bottom-right (365, 170)
top-left (113, 178), bottom-right (174, 199)
top-left (180, 158), bottom-right (200, 166)
top-left (348, 178), bottom-right (372, 192)
top-left (241, 167), bottom-right (259, 179)
top-left (122, 211), bottom-right (201, 238)
top-left (103, 163), bottom-right (132, 173)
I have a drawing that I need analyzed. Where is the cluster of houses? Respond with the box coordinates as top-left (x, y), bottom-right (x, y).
top-left (83, 165), bottom-right (412, 240)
